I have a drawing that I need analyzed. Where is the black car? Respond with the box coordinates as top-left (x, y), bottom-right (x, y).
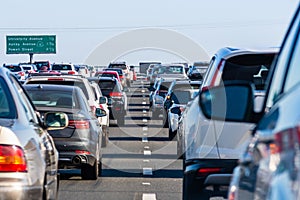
top-left (25, 84), bottom-right (105, 180)
top-left (91, 77), bottom-right (127, 126)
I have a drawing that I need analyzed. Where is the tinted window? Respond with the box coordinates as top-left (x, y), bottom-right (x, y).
top-left (0, 78), bottom-right (16, 118)
top-left (283, 31), bottom-right (300, 92)
top-left (266, 12), bottom-right (300, 108)
top-left (4, 65), bottom-right (22, 72)
top-left (27, 89), bottom-right (79, 109)
top-left (171, 91), bottom-right (191, 104)
top-left (26, 80), bottom-right (89, 100)
top-left (52, 64), bottom-right (72, 70)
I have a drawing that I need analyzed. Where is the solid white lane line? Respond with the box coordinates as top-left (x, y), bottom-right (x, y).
top-left (142, 137), bottom-right (148, 143)
top-left (142, 193), bottom-right (156, 200)
top-left (142, 168), bottom-right (153, 175)
top-left (144, 150), bottom-right (151, 155)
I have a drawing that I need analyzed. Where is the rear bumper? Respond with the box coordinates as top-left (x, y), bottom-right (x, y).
top-left (58, 151), bottom-right (97, 168)
top-left (184, 159), bottom-right (238, 187)
top-left (0, 175), bottom-right (43, 200)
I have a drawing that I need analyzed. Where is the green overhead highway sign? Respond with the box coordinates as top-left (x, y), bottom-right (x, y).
top-left (6, 35), bottom-right (56, 54)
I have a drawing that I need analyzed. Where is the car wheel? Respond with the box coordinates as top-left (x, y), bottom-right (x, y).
top-left (168, 128), bottom-right (176, 141)
top-left (81, 160), bottom-right (98, 180)
top-left (98, 160), bottom-right (102, 177)
top-left (101, 126), bottom-right (108, 148)
top-left (117, 116), bottom-right (125, 126)
top-left (152, 110), bottom-right (160, 119)
top-left (183, 174), bottom-right (210, 200)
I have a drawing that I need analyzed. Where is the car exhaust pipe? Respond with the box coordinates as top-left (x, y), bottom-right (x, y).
top-left (72, 156), bottom-right (82, 165)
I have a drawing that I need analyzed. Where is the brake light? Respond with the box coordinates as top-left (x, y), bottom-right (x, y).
top-left (0, 145), bottom-right (27, 172)
top-left (110, 92), bottom-right (122, 97)
top-left (179, 106), bottom-right (185, 113)
top-left (48, 78), bottom-right (64, 81)
top-left (119, 75), bottom-right (124, 79)
top-left (69, 120), bottom-right (90, 129)
top-left (75, 150), bottom-right (91, 155)
top-left (202, 59), bottom-right (225, 91)
top-left (90, 105), bottom-right (96, 115)
top-left (99, 104), bottom-right (104, 109)
top-left (197, 167), bottom-right (221, 176)
top-left (274, 126), bottom-right (300, 153)
top-left (68, 71), bottom-right (76, 75)
top-left (18, 71), bottom-right (25, 76)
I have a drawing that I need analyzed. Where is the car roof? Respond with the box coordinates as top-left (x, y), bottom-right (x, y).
top-left (26, 75), bottom-right (86, 81)
top-left (215, 47), bottom-right (280, 60)
top-left (24, 84), bottom-right (81, 92)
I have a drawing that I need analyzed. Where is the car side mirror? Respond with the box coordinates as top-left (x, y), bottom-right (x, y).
top-left (44, 112), bottom-right (69, 130)
top-left (199, 82), bottom-right (255, 122)
top-left (96, 108), bottom-right (107, 118)
top-left (99, 96), bottom-right (108, 104)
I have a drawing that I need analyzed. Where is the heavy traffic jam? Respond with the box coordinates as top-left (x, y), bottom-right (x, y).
top-left (0, 2), bottom-right (300, 200)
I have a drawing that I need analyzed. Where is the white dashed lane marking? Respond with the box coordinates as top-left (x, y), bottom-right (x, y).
top-left (142, 193), bottom-right (156, 200)
top-left (144, 150), bottom-right (151, 155)
top-left (143, 127), bottom-right (148, 131)
top-left (143, 118), bottom-right (148, 123)
top-left (142, 137), bottom-right (148, 143)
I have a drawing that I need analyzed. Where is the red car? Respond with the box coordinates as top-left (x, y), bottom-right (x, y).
top-left (95, 70), bottom-right (122, 84)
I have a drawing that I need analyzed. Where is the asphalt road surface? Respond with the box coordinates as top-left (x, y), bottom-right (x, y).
top-left (58, 80), bottom-right (226, 200)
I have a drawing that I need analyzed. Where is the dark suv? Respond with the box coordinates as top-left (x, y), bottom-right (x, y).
top-left (95, 77), bottom-right (127, 125)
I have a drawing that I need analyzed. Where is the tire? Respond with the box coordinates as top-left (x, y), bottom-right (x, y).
top-left (152, 110), bottom-right (160, 119)
top-left (101, 126), bottom-right (108, 148)
top-left (117, 116), bottom-right (125, 126)
top-left (182, 174), bottom-right (210, 200)
top-left (168, 128), bottom-right (176, 141)
top-left (81, 160), bottom-right (98, 180)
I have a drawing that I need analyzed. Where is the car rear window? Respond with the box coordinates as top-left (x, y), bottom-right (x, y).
top-left (26, 80), bottom-right (89, 100)
top-left (52, 64), bottom-right (72, 70)
top-left (4, 65), bottom-right (22, 72)
top-left (171, 90), bottom-right (192, 104)
top-left (99, 73), bottom-right (116, 79)
top-left (108, 64), bottom-right (127, 70)
top-left (222, 53), bottom-right (276, 90)
top-left (158, 66), bottom-right (183, 74)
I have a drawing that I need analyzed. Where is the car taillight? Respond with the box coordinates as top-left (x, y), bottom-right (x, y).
top-left (202, 59), bottom-right (225, 91)
top-left (99, 104), bottom-right (104, 109)
top-left (228, 185), bottom-right (237, 200)
top-left (0, 145), bottom-right (27, 172)
top-left (274, 126), bottom-right (300, 153)
top-left (48, 78), bottom-right (64, 81)
top-left (18, 71), bottom-right (25, 76)
top-left (110, 92), bottom-right (122, 97)
top-left (90, 105), bottom-right (96, 114)
top-left (69, 120), bottom-right (90, 129)
top-left (179, 106), bottom-right (185, 113)
top-left (68, 71), bottom-right (76, 75)
top-left (119, 75), bottom-right (124, 79)
top-left (197, 167), bottom-right (221, 177)
top-left (75, 150), bottom-right (91, 155)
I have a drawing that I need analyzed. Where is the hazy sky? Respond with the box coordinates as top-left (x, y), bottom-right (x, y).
top-left (1, 0), bottom-right (299, 65)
